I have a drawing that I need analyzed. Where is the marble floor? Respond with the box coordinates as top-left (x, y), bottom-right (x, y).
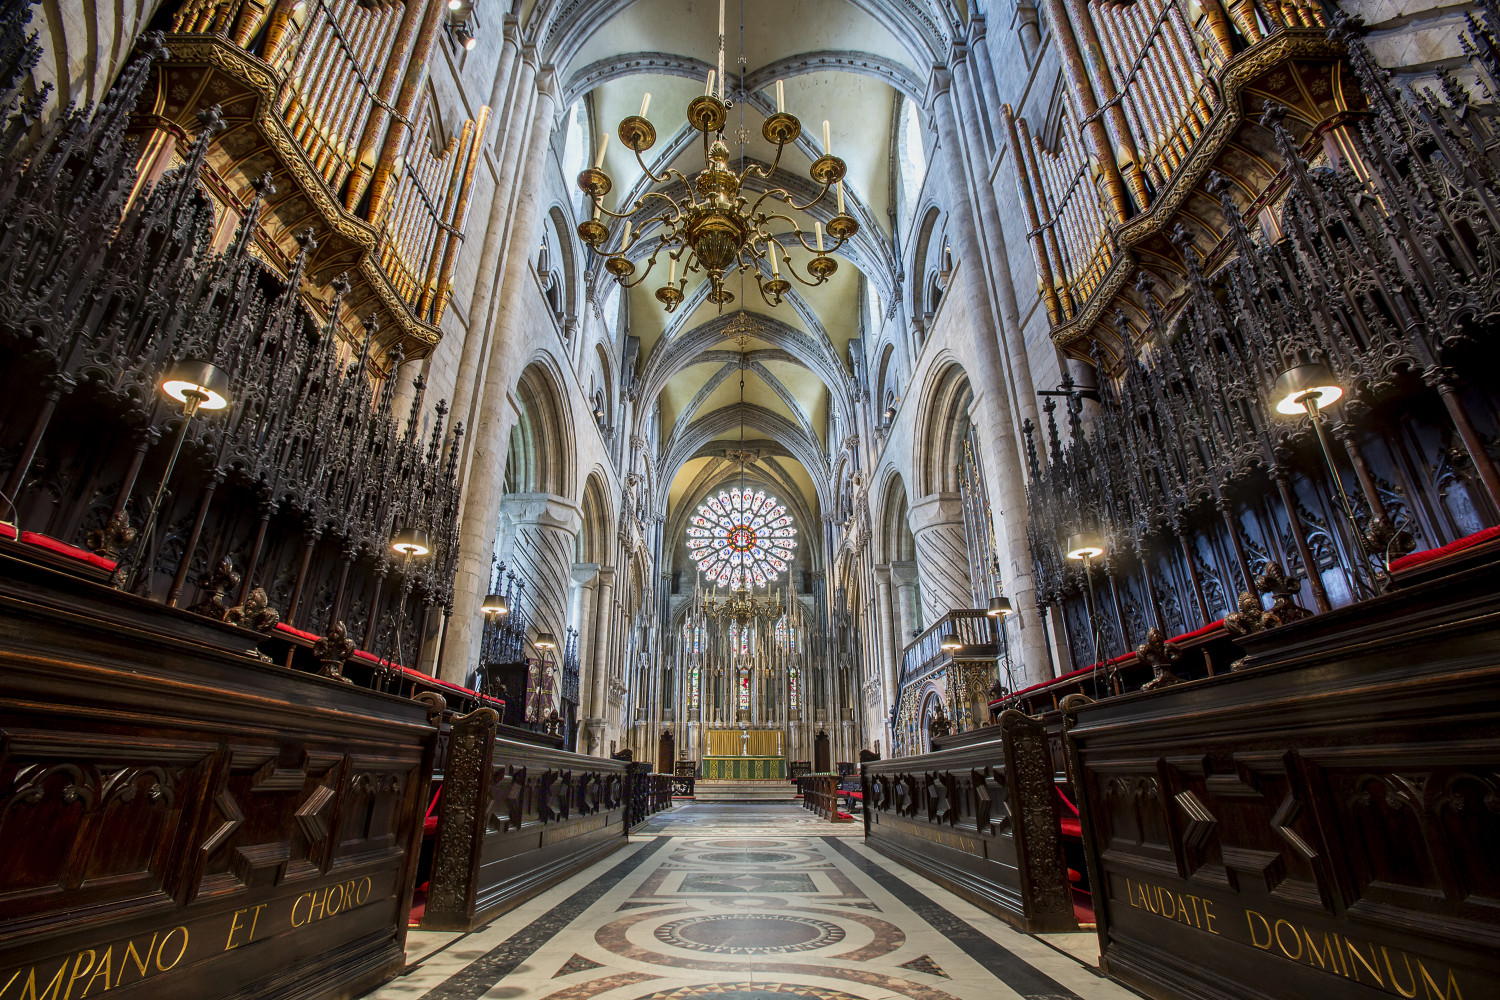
top-left (366, 803), bottom-right (1133, 1000)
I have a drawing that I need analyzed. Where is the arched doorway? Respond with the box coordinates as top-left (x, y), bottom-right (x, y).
top-left (658, 730), bottom-right (675, 774)
top-left (814, 730), bottom-right (831, 772)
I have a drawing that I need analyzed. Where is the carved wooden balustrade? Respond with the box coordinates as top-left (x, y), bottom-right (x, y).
top-left (862, 711), bottom-right (1078, 933)
top-left (0, 543), bottom-right (439, 999)
top-left (423, 710), bottom-right (631, 931)
top-left (889, 610), bottom-right (998, 756)
top-left (134, 0), bottom-right (488, 362)
top-left (1020, 12), bottom-right (1500, 675)
top-left (1063, 549), bottom-right (1500, 999)
top-left (0, 24), bottom-right (462, 667)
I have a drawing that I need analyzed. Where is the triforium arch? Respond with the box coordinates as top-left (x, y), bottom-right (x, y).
top-left (577, 470), bottom-right (615, 566)
top-left (913, 361), bottom-right (975, 496)
top-left (507, 359), bottom-right (577, 499)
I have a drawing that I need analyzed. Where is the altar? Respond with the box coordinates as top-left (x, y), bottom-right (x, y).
top-left (702, 755), bottom-right (787, 779)
top-left (702, 728), bottom-right (786, 780)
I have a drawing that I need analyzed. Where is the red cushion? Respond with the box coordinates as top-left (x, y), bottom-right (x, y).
top-left (1067, 867), bottom-right (1082, 883)
top-left (1389, 525), bottom-right (1500, 573)
top-left (1171, 619), bottom-right (1226, 644)
top-left (2, 525), bottom-right (118, 572)
top-left (275, 623), bottom-right (321, 643)
top-left (1059, 817), bottom-right (1083, 839)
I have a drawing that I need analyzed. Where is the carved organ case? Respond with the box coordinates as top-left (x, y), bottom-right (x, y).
top-left (135, 0), bottom-right (488, 367)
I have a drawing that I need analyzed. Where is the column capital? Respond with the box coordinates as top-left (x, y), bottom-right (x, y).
top-left (908, 492), bottom-right (965, 532)
top-left (500, 491), bottom-right (583, 535)
top-left (571, 561), bottom-right (601, 585)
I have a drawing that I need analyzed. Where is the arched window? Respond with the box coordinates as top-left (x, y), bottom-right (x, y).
top-left (561, 99), bottom-right (589, 214)
top-left (896, 97), bottom-right (926, 237)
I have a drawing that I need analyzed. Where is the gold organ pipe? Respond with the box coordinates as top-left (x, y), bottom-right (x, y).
top-left (1150, 0), bottom-right (1202, 133)
top-left (345, 0), bottom-right (430, 210)
top-left (1068, 0), bottom-right (1151, 211)
top-left (1190, 0), bottom-right (1238, 61)
top-left (1162, 0), bottom-right (1213, 130)
top-left (1226, 0), bottom-right (1263, 43)
top-left (418, 122), bottom-right (466, 317)
top-left (1038, 0), bottom-right (1132, 225)
top-left (1002, 105), bottom-right (1063, 327)
top-left (1023, 128), bottom-right (1075, 317)
top-left (1093, 8), bottom-right (1157, 187)
top-left (232, 0), bottom-right (273, 47)
top-left (432, 105), bottom-right (489, 325)
top-left (1126, 4), bottom-right (1181, 168)
top-left (261, 0), bottom-right (304, 67)
top-left (365, 0), bottom-right (446, 226)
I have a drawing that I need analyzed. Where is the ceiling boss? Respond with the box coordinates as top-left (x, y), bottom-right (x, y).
top-left (574, 0), bottom-right (859, 313)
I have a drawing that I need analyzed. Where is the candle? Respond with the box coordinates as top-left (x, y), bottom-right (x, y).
top-left (595, 131), bottom-right (610, 168)
top-left (669, 256), bottom-right (676, 284)
top-left (815, 221), bottom-right (824, 252)
top-left (770, 247), bottom-right (779, 277)
top-left (776, 80), bottom-right (785, 113)
top-left (836, 180), bottom-right (845, 215)
top-left (639, 92), bottom-right (651, 118)
top-left (593, 201), bottom-right (601, 221)
top-left (822, 120), bottom-right (831, 152)
top-left (717, 0), bottom-right (725, 99)
top-left (705, 69), bottom-right (715, 96)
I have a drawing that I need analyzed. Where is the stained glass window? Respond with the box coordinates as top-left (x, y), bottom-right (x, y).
top-left (738, 674), bottom-right (750, 709)
top-left (690, 666), bottom-right (700, 709)
top-left (686, 488), bottom-right (797, 589)
top-left (774, 613), bottom-right (793, 650)
top-left (789, 667), bottom-right (799, 711)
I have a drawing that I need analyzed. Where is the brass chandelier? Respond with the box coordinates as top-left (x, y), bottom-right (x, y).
top-left (574, 2), bottom-right (858, 313)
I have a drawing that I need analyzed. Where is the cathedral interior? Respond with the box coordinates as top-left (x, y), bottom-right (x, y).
top-left (1, 0), bottom-right (1497, 995)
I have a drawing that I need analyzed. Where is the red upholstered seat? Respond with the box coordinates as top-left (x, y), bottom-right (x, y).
top-left (1, 524), bottom-right (118, 572)
top-left (1388, 525), bottom-right (1500, 574)
top-left (1059, 817), bottom-right (1083, 839)
top-left (1067, 867), bottom-right (1082, 883)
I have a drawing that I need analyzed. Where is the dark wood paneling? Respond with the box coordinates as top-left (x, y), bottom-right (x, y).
top-left (1065, 559), bottom-right (1500, 1000)
top-left (422, 712), bottom-right (630, 931)
top-left (863, 712), bottom-right (1076, 933)
top-left (0, 548), bottom-right (436, 1000)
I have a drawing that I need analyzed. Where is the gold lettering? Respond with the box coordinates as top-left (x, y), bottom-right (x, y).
top-left (1173, 893), bottom-right (1192, 926)
top-left (1419, 960), bottom-right (1463, 1000)
top-left (21, 962), bottom-right (66, 1000)
top-left (1156, 887), bottom-right (1176, 919)
top-left (62, 952), bottom-right (94, 1000)
top-left (1186, 894), bottom-right (1204, 929)
top-left (325, 883), bottom-right (344, 916)
top-left (1246, 910), bottom-right (1272, 949)
top-left (291, 893), bottom-right (311, 928)
top-left (225, 910), bottom-right (248, 951)
top-left (246, 903), bottom-right (264, 942)
top-left (1303, 930), bottom-right (1343, 976)
top-left (80, 948), bottom-right (111, 998)
top-left (1274, 919), bottom-right (1303, 961)
top-left (1383, 947), bottom-right (1419, 999)
top-left (355, 878), bottom-right (371, 906)
top-left (2, 969), bottom-right (22, 999)
top-left (117, 934), bottom-right (156, 988)
top-left (153, 928), bottom-right (187, 973)
top-left (1345, 939), bottom-right (1384, 986)
top-left (307, 887), bottom-right (327, 923)
top-left (1201, 898), bottom-right (1218, 935)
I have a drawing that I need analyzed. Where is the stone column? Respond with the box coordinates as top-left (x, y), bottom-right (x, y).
top-left (874, 565), bottom-right (898, 706)
top-left (908, 493), bottom-right (973, 623)
top-left (932, 70), bottom-right (1050, 685)
top-left (571, 562), bottom-right (600, 750)
top-left (891, 561), bottom-right (920, 645)
top-left (587, 567), bottom-right (616, 752)
top-left (440, 73), bottom-right (558, 682)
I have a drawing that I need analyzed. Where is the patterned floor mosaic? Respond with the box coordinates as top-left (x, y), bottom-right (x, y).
top-left (363, 803), bottom-right (1129, 1000)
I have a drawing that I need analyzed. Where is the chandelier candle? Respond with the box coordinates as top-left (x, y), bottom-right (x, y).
top-left (776, 80), bottom-right (785, 113)
top-left (639, 93), bottom-right (651, 118)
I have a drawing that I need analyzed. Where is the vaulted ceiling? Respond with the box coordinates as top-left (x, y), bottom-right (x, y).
top-left (549, 0), bottom-right (935, 575)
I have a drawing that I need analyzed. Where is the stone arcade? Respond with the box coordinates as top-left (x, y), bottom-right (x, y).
top-left (0, 0), bottom-right (1496, 997)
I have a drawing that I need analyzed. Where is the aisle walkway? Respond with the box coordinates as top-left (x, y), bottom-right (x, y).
top-left (366, 804), bottom-right (1131, 1000)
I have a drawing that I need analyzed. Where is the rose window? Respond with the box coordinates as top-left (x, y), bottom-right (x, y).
top-left (687, 488), bottom-right (797, 589)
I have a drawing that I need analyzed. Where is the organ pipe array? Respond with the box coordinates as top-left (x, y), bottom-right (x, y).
top-left (136, 0), bottom-right (488, 364)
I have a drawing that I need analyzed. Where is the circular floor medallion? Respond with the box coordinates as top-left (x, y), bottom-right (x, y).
top-left (654, 913), bottom-right (845, 954)
top-left (634, 985), bottom-right (865, 1000)
top-left (696, 851), bottom-right (798, 865)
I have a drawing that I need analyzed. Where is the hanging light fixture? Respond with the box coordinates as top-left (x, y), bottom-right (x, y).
top-left (575, 0), bottom-right (858, 313)
top-left (534, 630), bottom-right (557, 650)
top-left (481, 592), bottom-right (509, 615)
top-left (986, 595), bottom-right (1014, 617)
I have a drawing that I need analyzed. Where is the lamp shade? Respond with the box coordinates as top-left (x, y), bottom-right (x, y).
top-left (390, 526), bottom-right (431, 557)
top-left (480, 593), bottom-right (509, 615)
top-left (939, 632), bottom-right (962, 651)
top-left (1271, 361), bottom-right (1343, 415)
top-left (534, 630), bottom-right (557, 650)
top-left (987, 595), bottom-right (1014, 617)
top-left (161, 359), bottom-right (231, 411)
top-left (1065, 532), bottom-right (1105, 561)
